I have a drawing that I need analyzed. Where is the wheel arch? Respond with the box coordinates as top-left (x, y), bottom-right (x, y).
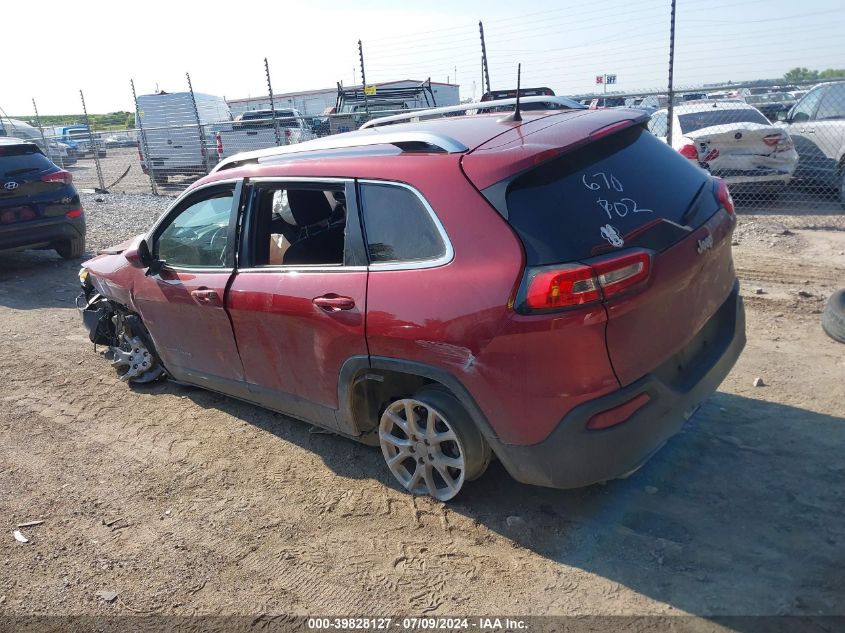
top-left (336, 355), bottom-right (501, 447)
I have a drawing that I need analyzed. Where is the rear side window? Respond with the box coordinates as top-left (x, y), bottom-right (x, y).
top-left (360, 183), bottom-right (446, 264)
top-left (0, 146), bottom-right (54, 177)
top-left (504, 126), bottom-right (714, 265)
top-left (678, 108), bottom-right (769, 133)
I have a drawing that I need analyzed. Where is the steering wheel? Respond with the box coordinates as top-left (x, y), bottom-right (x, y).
top-left (207, 225), bottom-right (228, 265)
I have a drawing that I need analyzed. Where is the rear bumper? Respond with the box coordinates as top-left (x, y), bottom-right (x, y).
top-left (0, 217), bottom-right (85, 251)
top-left (491, 284), bottom-right (746, 489)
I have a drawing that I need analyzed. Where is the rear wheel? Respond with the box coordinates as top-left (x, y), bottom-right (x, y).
top-left (378, 387), bottom-right (490, 501)
top-left (55, 237), bottom-right (85, 259)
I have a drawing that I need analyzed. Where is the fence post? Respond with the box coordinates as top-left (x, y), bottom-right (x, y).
top-left (186, 72), bottom-right (210, 175)
top-left (32, 98), bottom-right (62, 169)
top-left (479, 21), bottom-right (491, 95)
top-left (80, 89), bottom-right (106, 192)
top-left (358, 39), bottom-right (369, 116)
top-left (131, 79), bottom-right (158, 196)
top-left (265, 57), bottom-right (281, 146)
top-left (666, 0), bottom-right (677, 146)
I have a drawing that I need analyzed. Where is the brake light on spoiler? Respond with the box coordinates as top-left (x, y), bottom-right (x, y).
top-left (517, 250), bottom-right (652, 313)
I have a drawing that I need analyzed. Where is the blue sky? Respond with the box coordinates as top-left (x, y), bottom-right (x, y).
top-left (3, 0), bottom-right (844, 114)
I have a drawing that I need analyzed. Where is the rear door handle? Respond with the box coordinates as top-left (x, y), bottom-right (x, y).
top-left (313, 294), bottom-right (355, 311)
top-left (191, 287), bottom-right (221, 306)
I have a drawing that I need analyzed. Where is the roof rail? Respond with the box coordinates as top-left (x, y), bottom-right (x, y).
top-left (212, 130), bottom-right (468, 172)
top-left (360, 95), bottom-right (586, 129)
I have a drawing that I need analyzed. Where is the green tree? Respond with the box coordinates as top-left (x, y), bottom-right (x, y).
top-left (784, 67), bottom-right (818, 82)
top-left (819, 68), bottom-right (845, 79)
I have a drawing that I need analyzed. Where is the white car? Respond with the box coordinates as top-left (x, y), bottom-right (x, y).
top-left (647, 100), bottom-right (798, 192)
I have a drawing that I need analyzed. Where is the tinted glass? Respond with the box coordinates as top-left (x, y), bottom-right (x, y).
top-left (814, 84), bottom-right (845, 120)
top-left (505, 126), bottom-right (715, 265)
top-left (0, 146), bottom-right (54, 177)
top-left (790, 87), bottom-right (824, 120)
top-left (156, 190), bottom-right (233, 267)
top-left (360, 183), bottom-right (446, 263)
top-left (678, 108), bottom-right (769, 133)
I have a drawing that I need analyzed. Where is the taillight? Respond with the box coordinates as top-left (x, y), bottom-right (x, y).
top-left (523, 265), bottom-right (601, 310)
top-left (763, 132), bottom-right (793, 151)
top-left (41, 170), bottom-right (73, 185)
top-left (517, 250), bottom-right (652, 313)
top-left (216, 132), bottom-right (223, 155)
top-left (66, 209), bottom-right (84, 219)
top-left (592, 251), bottom-right (651, 299)
top-left (702, 148), bottom-right (720, 162)
top-left (714, 178), bottom-right (735, 216)
top-left (284, 128), bottom-right (292, 140)
top-left (679, 144), bottom-right (699, 161)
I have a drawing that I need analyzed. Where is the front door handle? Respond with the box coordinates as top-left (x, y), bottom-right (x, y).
top-left (191, 287), bottom-right (221, 306)
top-left (313, 294), bottom-right (355, 311)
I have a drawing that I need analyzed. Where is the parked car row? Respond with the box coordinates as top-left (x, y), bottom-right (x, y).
top-left (637, 81), bottom-right (845, 203)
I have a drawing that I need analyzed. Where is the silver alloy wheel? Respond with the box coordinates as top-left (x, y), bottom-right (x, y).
top-left (109, 333), bottom-right (163, 383)
top-left (379, 398), bottom-right (466, 501)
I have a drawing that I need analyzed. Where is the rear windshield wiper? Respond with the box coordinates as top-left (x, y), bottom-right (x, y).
top-left (679, 180), bottom-right (708, 227)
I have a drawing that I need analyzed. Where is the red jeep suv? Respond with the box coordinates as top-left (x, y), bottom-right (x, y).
top-left (78, 104), bottom-right (745, 500)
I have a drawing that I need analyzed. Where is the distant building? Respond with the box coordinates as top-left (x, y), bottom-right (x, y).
top-left (227, 79), bottom-right (459, 117)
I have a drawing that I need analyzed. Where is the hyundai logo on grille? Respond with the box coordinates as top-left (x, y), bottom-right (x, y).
top-left (3, 181), bottom-right (19, 190)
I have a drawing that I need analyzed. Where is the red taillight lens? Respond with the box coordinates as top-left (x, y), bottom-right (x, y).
top-left (679, 144), bottom-right (699, 160)
top-left (524, 265), bottom-right (600, 310)
top-left (216, 133), bottom-right (223, 155)
top-left (41, 170), bottom-right (72, 185)
top-left (586, 393), bottom-right (651, 430)
top-left (592, 251), bottom-right (651, 299)
top-left (519, 250), bottom-right (652, 313)
top-left (763, 132), bottom-right (793, 151)
top-left (66, 209), bottom-right (83, 219)
top-left (714, 178), bottom-right (735, 216)
top-left (702, 148), bottom-right (720, 162)
top-left (284, 128), bottom-right (292, 139)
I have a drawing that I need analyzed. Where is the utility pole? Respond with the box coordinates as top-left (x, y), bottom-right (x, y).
top-left (667, 0), bottom-right (677, 145)
top-left (479, 21), bottom-right (491, 94)
top-left (358, 39), bottom-right (369, 116)
top-left (265, 57), bottom-right (281, 146)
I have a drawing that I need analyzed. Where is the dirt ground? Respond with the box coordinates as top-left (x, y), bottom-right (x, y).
top-left (1, 205), bottom-right (844, 623)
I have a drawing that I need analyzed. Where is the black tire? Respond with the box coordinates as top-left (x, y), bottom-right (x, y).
top-left (822, 289), bottom-right (845, 344)
top-left (413, 386), bottom-right (491, 482)
top-left (55, 237), bottom-right (85, 259)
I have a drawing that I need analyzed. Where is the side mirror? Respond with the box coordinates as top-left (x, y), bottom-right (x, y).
top-left (791, 111), bottom-right (810, 123)
top-left (124, 238), bottom-right (154, 269)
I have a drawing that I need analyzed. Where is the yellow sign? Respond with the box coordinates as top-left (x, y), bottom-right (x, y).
top-left (364, 85), bottom-right (377, 96)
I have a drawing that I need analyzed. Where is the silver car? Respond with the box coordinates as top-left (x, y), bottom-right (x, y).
top-left (779, 81), bottom-right (845, 207)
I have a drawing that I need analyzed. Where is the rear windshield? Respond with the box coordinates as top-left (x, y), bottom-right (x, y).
top-left (0, 146), bottom-right (53, 177)
top-left (678, 108), bottom-right (769, 133)
top-left (236, 112), bottom-right (302, 129)
top-left (504, 126), bottom-right (714, 265)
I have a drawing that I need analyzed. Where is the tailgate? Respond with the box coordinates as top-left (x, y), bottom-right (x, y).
top-left (604, 208), bottom-right (737, 386)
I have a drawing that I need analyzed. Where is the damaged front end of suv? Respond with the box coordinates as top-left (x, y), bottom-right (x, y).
top-left (77, 265), bottom-right (165, 384)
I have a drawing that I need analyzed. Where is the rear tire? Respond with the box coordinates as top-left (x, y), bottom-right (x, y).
top-left (55, 237), bottom-right (85, 259)
top-left (378, 386), bottom-right (490, 501)
top-left (822, 288), bottom-right (845, 344)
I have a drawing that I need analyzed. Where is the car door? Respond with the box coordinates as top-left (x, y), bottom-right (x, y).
top-left (806, 83), bottom-right (845, 187)
top-left (132, 179), bottom-right (248, 396)
top-left (226, 178), bottom-right (369, 433)
top-left (784, 86), bottom-right (827, 181)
